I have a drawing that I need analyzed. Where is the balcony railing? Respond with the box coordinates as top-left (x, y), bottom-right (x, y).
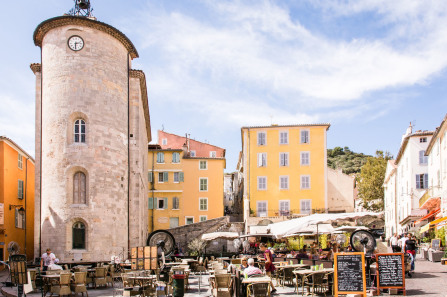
top-left (250, 208), bottom-right (328, 218)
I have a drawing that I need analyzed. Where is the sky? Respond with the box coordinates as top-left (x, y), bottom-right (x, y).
top-left (1, 0), bottom-right (447, 171)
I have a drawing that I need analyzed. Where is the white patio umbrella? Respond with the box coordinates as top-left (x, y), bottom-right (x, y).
top-left (267, 212), bottom-right (382, 238)
top-left (201, 232), bottom-right (240, 241)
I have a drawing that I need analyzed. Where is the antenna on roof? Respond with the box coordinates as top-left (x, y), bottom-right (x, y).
top-left (162, 125), bottom-right (164, 131)
top-left (68, 0), bottom-right (94, 17)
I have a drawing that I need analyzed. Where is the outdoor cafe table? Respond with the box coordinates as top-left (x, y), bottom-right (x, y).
top-left (241, 276), bottom-right (272, 284)
top-left (293, 268), bottom-right (334, 296)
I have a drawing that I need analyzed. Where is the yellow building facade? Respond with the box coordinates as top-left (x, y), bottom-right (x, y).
top-left (0, 137), bottom-right (34, 260)
top-left (241, 124), bottom-right (329, 220)
top-left (148, 134), bottom-right (225, 232)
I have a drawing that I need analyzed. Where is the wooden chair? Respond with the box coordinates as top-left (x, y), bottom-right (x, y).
top-left (213, 274), bottom-right (233, 297)
top-left (94, 267), bottom-right (107, 288)
top-left (247, 282), bottom-right (271, 297)
top-left (50, 273), bottom-right (72, 297)
top-left (302, 259), bottom-right (313, 266)
top-left (71, 271), bottom-right (88, 297)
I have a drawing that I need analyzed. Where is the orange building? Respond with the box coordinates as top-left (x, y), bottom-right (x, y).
top-left (0, 137), bottom-right (34, 260)
top-left (148, 131), bottom-right (226, 231)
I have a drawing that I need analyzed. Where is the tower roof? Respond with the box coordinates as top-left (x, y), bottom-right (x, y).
top-left (33, 16), bottom-right (139, 59)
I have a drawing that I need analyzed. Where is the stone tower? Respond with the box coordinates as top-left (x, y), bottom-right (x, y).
top-left (31, 15), bottom-right (151, 261)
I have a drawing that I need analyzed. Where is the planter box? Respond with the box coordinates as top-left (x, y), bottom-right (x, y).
top-left (428, 250), bottom-right (444, 262)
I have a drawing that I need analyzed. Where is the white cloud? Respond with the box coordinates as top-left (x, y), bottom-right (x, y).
top-left (131, 0), bottom-right (447, 129)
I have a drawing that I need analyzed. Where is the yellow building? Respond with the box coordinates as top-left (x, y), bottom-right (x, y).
top-left (0, 137), bottom-right (34, 260)
top-left (148, 131), bottom-right (226, 232)
top-left (240, 124), bottom-right (330, 220)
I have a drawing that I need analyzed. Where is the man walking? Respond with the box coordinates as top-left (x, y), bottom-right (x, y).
top-left (390, 233), bottom-right (399, 252)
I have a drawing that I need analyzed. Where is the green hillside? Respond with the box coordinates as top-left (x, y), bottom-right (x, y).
top-left (327, 147), bottom-right (371, 175)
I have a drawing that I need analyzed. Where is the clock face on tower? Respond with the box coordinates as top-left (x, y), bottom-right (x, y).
top-left (68, 35), bottom-right (84, 51)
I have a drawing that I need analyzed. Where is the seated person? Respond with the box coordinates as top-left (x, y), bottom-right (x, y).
top-left (296, 249), bottom-right (309, 260)
top-left (244, 258), bottom-right (263, 277)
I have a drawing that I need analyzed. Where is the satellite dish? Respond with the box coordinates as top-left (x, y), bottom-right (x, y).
top-left (147, 230), bottom-right (176, 257)
top-left (7, 242), bottom-right (20, 255)
top-left (350, 230), bottom-right (376, 255)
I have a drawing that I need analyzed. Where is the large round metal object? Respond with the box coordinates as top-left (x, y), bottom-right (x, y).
top-left (147, 230), bottom-right (176, 257)
top-left (350, 230), bottom-right (376, 255)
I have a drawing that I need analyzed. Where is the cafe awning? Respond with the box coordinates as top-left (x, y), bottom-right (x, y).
top-left (429, 216), bottom-right (447, 226)
top-left (414, 208), bottom-right (440, 225)
top-left (201, 232), bottom-right (239, 241)
top-left (420, 223), bottom-right (431, 233)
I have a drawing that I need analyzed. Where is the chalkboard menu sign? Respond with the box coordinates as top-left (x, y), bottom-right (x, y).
top-left (376, 253), bottom-right (406, 294)
top-left (334, 252), bottom-right (366, 296)
top-left (431, 239), bottom-right (440, 250)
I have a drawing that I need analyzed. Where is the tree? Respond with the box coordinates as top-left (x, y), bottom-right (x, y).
top-left (357, 150), bottom-right (393, 212)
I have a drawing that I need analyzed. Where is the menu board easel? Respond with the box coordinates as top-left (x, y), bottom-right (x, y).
top-left (376, 253), bottom-right (406, 295)
top-left (334, 252), bottom-right (366, 297)
top-left (131, 246), bottom-right (158, 270)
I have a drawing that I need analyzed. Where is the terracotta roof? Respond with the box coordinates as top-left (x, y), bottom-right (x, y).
top-left (33, 16), bottom-right (139, 59)
top-left (0, 136), bottom-right (35, 162)
top-left (241, 123), bottom-right (330, 130)
top-left (395, 131), bottom-right (434, 164)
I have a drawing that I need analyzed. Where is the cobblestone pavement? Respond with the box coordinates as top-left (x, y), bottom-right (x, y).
top-left (1, 256), bottom-right (446, 297)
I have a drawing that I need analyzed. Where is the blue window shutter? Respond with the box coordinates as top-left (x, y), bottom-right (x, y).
top-left (179, 172), bottom-right (184, 182)
top-left (164, 172), bottom-right (169, 182)
top-left (148, 198), bottom-right (154, 209)
top-left (148, 172), bottom-right (153, 182)
top-left (424, 174), bottom-right (428, 189)
top-left (416, 175), bottom-right (420, 189)
top-left (164, 198), bottom-right (168, 209)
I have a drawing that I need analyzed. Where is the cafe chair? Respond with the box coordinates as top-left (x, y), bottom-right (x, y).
top-left (213, 274), bottom-right (233, 297)
top-left (304, 273), bottom-right (328, 297)
top-left (29, 270), bottom-right (37, 291)
top-left (247, 282), bottom-right (271, 297)
top-left (71, 271), bottom-right (88, 297)
top-left (50, 272), bottom-right (72, 297)
top-left (278, 267), bottom-right (294, 287)
top-left (94, 267), bottom-right (108, 288)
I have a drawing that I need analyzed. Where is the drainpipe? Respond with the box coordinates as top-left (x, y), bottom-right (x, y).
top-left (39, 49), bottom-right (43, 258)
top-left (24, 157), bottom-right (29, 259)
top-left (127, 54), bottom-right (130, 258)
top-left (151, 151), bottom-right (155, 232)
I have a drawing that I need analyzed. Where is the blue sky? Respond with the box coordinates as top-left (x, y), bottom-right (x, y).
top-left (1, 0), bottom-right (447, 171)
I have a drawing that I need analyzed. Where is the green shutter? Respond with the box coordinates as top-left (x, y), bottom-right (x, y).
top-left (179, 172), bottom-right (184, 182)
top-left (148, 198), bottom-right (154, 209)
top-left (148, 172), bottom-right (153, 182)
top-left (164, 198), bottom-right (168, 209)
top-left (163, 172), bottom-right (169, 182)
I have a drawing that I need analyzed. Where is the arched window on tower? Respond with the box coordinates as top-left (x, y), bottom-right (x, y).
top-left (74, 119), bottom-right (86, 143)
top-left (73, 172), bottom-right (86, 204)
top-left (72, 221), bottom-right (86, 249)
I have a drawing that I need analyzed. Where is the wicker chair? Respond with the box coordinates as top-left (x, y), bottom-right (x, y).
top-left (50, 273), bottom-right (72, 297)
top-left (29, 270), bottom-right (36, 291)
top-left (94, 267), bottom-right (108, 288)
top-left (278, 267), bottom-right (295, 287)
top-left (71, 271), bottom-right (88, 297)
top-left (247, 282), bottom-right (271, 297)
top-left (213, 274), bottom-right (233, 297)
top-left (304, 273), bottom-right (328, 297)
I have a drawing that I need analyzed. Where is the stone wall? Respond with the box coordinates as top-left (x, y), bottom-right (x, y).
top-left (33, 18), bottom-right (149, 262)
top-left (168, 216), bottom-right (245, 254)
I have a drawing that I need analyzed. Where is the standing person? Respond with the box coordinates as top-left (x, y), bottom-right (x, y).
top-left (259, 243), bottom-right (277, 294)
top-left (405, 235), bottom-right (417, 272)
top-left (398, 234), bottom-right (408, 252)
top-left (390, 233), bottom-right (399, 252)
top-left (40, 248), bottom-right (56, 271)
